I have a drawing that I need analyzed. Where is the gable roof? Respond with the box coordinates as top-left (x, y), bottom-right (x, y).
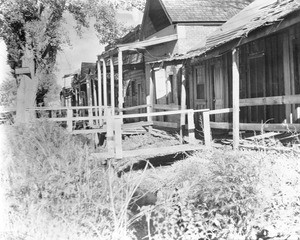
top-left (160, 0), bottom-right (252, 23)
top-left (206, 0), bottom-right (300, 50)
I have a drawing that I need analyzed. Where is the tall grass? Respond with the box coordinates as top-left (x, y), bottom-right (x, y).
top-left (1, 119), bottom-right (146, 240)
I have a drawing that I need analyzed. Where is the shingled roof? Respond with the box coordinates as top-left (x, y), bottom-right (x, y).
top-left (206, 0), bottom-right (300, 50)
top-left (160, 0), bottom-right (251, 23)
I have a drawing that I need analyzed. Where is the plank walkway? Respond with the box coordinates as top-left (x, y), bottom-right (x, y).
top-left (92, 144), bottom-right (205, 160)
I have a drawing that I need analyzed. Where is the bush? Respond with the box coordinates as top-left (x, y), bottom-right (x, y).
top-left (151, 150), bottom-right (300, 240)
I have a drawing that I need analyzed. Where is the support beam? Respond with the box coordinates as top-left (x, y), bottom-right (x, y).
top-left (86, 76), bottom-right (93, 126)
top-left (110, 55), bottom-right (115, 115)
top-left (118, 50), bottom-right (123, 118)
top-left (146, 64), bottom-right (154, 123)
top-left (232, 48), bottom-right (240, 150)
top-left (203, 111), bottom-right (211, 148)
top-left (101, 58), bottom-right (108, 107)
top-left (180, 65), bottom-right (187, 143)
top-left (97, 59), bottom-right (103, 125)
top-left (283, 33), bottom-right (292, 123)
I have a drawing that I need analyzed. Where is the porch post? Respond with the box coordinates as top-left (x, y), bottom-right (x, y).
top-left (146, 63), bottom-right (154, 123)
top-left (86, 76), bottom-right (93, 126)
top-left (101, 58), bottom-right (108, 107)
top-left (97, 59), bottom-right (103, 124)
top-left (118, 49), bottom-right (123, 119)
top-left (232, 48), bottom-right (240, 150)
top-left (180, 65), bottom-right (187, 143)
top-left (110, 55), bottom-right (115, 115)
top-left (283, 33), bottom-right (292, 123)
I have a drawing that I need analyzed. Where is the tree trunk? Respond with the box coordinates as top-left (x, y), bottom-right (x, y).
top-left (15, 48), bottom-right (38, 123)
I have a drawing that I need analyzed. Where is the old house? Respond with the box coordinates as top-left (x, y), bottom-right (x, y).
top-left (184, 0), bottom-right (300, 145)
top-left (98, 0), bottom-right (250, 127)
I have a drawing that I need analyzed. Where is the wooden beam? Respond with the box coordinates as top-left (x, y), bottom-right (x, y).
top-left (209, 108), bottom-right (233, 115)
top-left (203, 111), bottom-right (212, 148)
top-left (153, 121), bottom-right (179, 129)
top-left (180, 66), bottom-right (187, 143)
top-left (120, 104), bottom-right (150, 111)
top-left (118, 50), bottom-right (123, 117)
top-left (146, 64), bottom-right (154, 123)
top-left (97, 60), bottom-right (103, 125)
top-left (110, 55), bottom-right (115, 114)
top-left (118, 34), bottom-right (178, 51)
top-left (86, 76), bottom-right (93, 126)
top-left (239, 94), bottom-right (300, 107)
top-left (114, 116), bottom-right (123, 159)
top-left (232, 48), bottom-right (240, 150)
top-left (101, 58), bottom-right (108, 107)
top-left (283, 32), bottom-right (292, 123)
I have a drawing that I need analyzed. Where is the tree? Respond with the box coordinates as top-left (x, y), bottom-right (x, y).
top-left (0, 0), bottom-right (145, 123)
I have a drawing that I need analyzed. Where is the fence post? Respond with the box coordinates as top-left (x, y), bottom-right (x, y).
top-left (114, 116), bottom-right (123, 160)
top-left (203, 111), bottom-right (211, 148)
top-left (187, 109), bottom-right (196, 144)
top-left (106, 108), bottom-right (114, 155)
top-left (67, 108), bottom-right (73, 132)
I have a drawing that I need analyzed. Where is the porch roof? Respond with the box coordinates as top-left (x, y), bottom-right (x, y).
top-left (206, 0), bottom-right (300, 50)
top-left (99, 34), bottom-right (178, 59)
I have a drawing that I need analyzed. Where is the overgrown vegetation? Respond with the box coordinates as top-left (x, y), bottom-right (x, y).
top-left (1, 120), bottom-right (300, 239)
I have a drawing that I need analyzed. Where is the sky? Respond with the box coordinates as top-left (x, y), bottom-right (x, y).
top-left (0, 8), bottom-right (143, 87)
top-left (55, 8), bottom-right (143, 87)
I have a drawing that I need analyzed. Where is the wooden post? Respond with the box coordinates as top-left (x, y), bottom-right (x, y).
top-left (93, 79), bottom-right (98, 122)
top-left (106, 108), bottom-right (114, 155)
top-left (97, 59), bottom-right (103, 125)
top-left (146, 64), bottom-right (154, 127)
top-left (283, 33), bottom-right (292, 123)
top-left (102, 58), bottom-right (108, 107)
top-left (180, 66), bottom-right (187, 143)
top-left (110, 55), bottom-right (115, 115)
top-left (203, 110), bottom-right (211, 148)
top-left (67, 108), bottom-right (73, 132)
top-left (232, 48), bottom-right (240, 150)
top-left (86, 76), bottom-right (93, 126)
top-left (118, 50), bottom-right (123, 120)
top-left (114, 116), bottom-right (123, 160)
top-left (187, 109), bottom-right (196, 144)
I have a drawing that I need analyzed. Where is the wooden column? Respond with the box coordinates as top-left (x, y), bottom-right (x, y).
top-left (101, 58), bottom-right (108, 107)
top-left (92, 79), bottom-right (98, 117)
top-left (203, 110), bottom-right (211, 148)
top-left (118, 50), bottom-right (123, 118)
top-left (187, 109), bottom-right (196, 143)
top-left (180, 65), bottom-right (187, 143)
top-left (106, 108), bottom-right (114, 155)
top-left (232, 48), bottom-right (240, 150)
top-left (86, 76), bottom-right (93, 126)
top-left (283, 33), bottom-right (292, 123)
top-left (110, 55), bottom-right (115, 115)
top-left (97, 59), bottom-right (103, 125)
top-left (114, 116), bottom-right (123, 159)
top-left (146, 64), bottom-right (154, 123)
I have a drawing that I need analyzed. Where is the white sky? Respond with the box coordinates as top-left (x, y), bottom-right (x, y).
top-left (0, 8), bottom-right (143, 87)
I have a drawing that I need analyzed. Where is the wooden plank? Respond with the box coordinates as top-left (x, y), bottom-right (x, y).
top-left (210, 122), bottom-right (300, 132)
top-left (203, 111), bottom-right (212, 147)
top-left (118, 50), bottom-right (123, 115)
top-left (114, 117), bottom-right (123, 159)
top-left (283, 32), bottom-right (292, 123)
top-left (187, 109), bottom-right (195, 143)
top-left (153, 104), bottom-right (180, 110)
top-left (122, 144), bottom-right (205, 159)
top-left (110, 55), bottom-right (115, 114)
top-left (232, 48), bottom-right (240, 150)
top-left (66, 109), bottom-right (73, 132)
top-left (27, 106), bottom-right (108, 111)
top-left (102, 58), bottom-right (108, 107)
top-left (48, 116), bottom-right (106, 122)
top-left (153, 121), bottom-right (179, 129)
top-left (97, 59), bottom-right (103, 110)
top-left (106, 109), bottom-right (114, 155)
top-left (239, 94), bottom-right (300, 107)
top-left (245, 132), bottom-right (281, 141)
top-left (121, 108), bottom-right (194, 119)
top-left (180, 66), bottom-right (187, 143)
top-left (120, 104), bottom-right (150, 111)
top-left (209, 108), bottom-right (233, 115)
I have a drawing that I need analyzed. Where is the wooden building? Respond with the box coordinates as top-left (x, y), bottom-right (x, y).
top-left (183, 0), bottom-right (300, 145)
top-left (98, 0), bottom-right (250, 126)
